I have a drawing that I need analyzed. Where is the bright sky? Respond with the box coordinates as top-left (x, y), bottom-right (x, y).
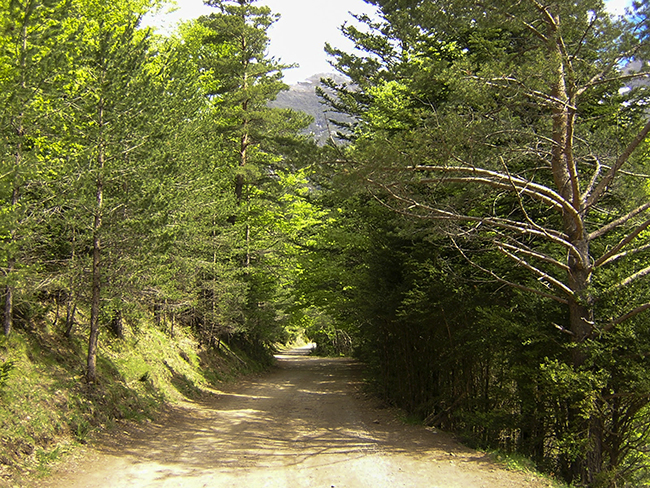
top-left (145, 0), bottom-right (632, 85)
top-left (607, 0), bottom-right (632, 15)
top-left (145, 0), bottom-right (375, 84)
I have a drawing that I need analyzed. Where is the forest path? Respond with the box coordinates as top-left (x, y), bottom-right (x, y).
top-left (39, 346), bottom-right (551, 488)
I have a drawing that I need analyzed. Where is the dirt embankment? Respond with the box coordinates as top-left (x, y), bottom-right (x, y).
top-left (35, 347), bottom-right (553, 487)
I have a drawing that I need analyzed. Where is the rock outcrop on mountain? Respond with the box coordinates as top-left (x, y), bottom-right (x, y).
top-left (271, 73), bottom-right (352, 145)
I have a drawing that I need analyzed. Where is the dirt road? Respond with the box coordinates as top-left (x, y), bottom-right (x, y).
top-left (39, 347), bottom-right (551, 487)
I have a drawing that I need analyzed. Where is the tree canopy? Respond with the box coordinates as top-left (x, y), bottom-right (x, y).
top-left (2, 0), bottom-right (650, 486)
top-left (310, 0), bottom-right (650, 485)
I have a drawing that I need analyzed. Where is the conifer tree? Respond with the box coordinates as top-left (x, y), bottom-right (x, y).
top-left (178, 2), bottom-right (311, 346)
top-left (322, 0), bottom-right (650, 483)
top-left (59, 0), bottom-right (160, 382)
top-left (0, 0), bottom-right (71, 335)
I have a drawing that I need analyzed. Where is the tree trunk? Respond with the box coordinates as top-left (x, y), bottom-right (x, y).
top-left (65, 302), bottom-right (76, 338)
top-left (87, 98), bottom-right (105, 383)
top-left (563, 160), bottom-right (602, 488)
top-left (52, 294), bottom-right (60, 327)
top-left (567, 238), bottom-right (594, 364)
top-left (235, 173), bottom-right (245, 203)
top-left (4, 182), bottom-right (20, 337)
top-left (4, 4), bottom-right (31, 337)
top-left (86, 181), bottom-right (102, 382)
top-left (109, 309), bottom-right (124, 339)
top-left (232, 28), bottom-right (250, 220)
top-left (3, 277), bottom-right (13, 337)
top-left (548, 31), bottom-right (603, 480)
top-left (154, 302), bottom-right (162, 327)
top-left (65, 228), bottom-right (77, 338)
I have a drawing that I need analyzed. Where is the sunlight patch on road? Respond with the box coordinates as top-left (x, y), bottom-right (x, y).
top-left (217, 408), bottom-right (263, 424)
top-left (209, 391), bottom-right (272, 400)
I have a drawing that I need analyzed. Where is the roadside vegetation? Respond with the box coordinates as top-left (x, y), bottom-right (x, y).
top-left (2, 0), bottom-right (650, 487)
top-left (0, 0), bottom-right (308, 483)
top-left (0, 312), bottom-right (272, 485)
top-left (300, 1), bottom-right (650, 486)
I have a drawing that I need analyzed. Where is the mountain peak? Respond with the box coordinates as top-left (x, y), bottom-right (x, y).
top-left (272, 73), bottom-right (353, 145)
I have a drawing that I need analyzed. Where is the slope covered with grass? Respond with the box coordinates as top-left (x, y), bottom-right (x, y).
top-left (0, 318), bottom-right (271, 485)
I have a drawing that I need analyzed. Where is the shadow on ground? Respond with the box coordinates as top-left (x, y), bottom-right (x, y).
top-left (98, 354), bottom-right (484, 474)
top-left (38, 349), bottom-right (548, 488)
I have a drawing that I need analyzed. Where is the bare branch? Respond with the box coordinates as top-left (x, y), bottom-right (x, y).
top-left (604, 304), bottom-right (650, 332)
top-left (618, 169), bottom-right (650, 179)
top-left (414, 164), bottom-right (585, 236)
top-left (451, 238), bottom-right (570, 305)
top-left (583, 156), bottom-right (602, 202)
top-left (554, 322), bottom-right (576, 336)
top-left (596, 243), bottom-right (650, 268)
top-left (575, 40), bottom-right (648, 98)
top-left (488, 219), bottom-right (585, 263)
top-left (610, 264), bottom-right (650, 292)
top-left (570, 9), bottom-right (598, 61)
top-left (502, 1), bottom-right (549, 43)
top-left (414, 164), bottom-right (580, 219)
top-left (520, 20), bottom-right (549, 43)
top-left (421, 176), bottom-right (568, 213)
top-left (586, 119), bottom-right (650, 208)
top-left (577, 72), bottom-right (650, 96)
top-left (496, 245), bottom-right (574, 297)
top-left (500, 158), bottom-right (575, 250)
top-left (497, 241), bottom-right (570, 272)
top-left (594, 218), bottom-right (650, 267)
top-left (589, 202), bottom-right (650, 240)
top-left (368, 178), bottom-right (589, 267)
top-left (482, 77), bottom-right (576, 109)
top-left (530, 0), bottom-right (558, 30)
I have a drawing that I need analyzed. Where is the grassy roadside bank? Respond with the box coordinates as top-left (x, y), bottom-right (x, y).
top-left (0, 318), bottom-right (273, 487)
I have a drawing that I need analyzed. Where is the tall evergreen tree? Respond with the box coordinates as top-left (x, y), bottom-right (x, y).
top-left (59, 0), bottom-right (161, 382)
top-left (201, 0), bottom-right (292, 206)
top-left (0, 0), bottom-right (71, 336)
top-left (175, 2), bottom-right (312, 347)
top-left (321, 0), bottom-right (650, 484)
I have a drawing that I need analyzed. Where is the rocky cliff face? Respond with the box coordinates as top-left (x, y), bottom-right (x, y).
top-left (271, 73), bottom-right (353, 145)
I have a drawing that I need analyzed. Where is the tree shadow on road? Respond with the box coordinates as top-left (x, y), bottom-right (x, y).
top-left (41, 353), bottom-right (544, 488)
top-left (96, 355), bottom-right (493, 476)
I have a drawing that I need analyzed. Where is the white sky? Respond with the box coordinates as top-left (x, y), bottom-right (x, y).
top-left (606, 0), bottom-right (632, 15)
top-left (145, 0), bottom-right (375, 84)
top-left (145, 0), bottom-right (632, 85)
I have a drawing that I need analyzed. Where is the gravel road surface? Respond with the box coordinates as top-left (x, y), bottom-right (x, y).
top-left (38, 346), bottom-right (551, 487)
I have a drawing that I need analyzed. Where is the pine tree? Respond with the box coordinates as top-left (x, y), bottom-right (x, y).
top-left (175, 2), bottom-right (312, 346)
top-left (322, 0), bottom-right (650, 483)
top-left (59, 0), bottom-right (160, 382)
top-left (0, 0), bottom-right (72, 335)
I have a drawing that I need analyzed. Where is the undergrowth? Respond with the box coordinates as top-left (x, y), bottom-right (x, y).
top-left (0, 317), bottom-right (271, 487)
top-left (488, 450), bottom-right (573, 488)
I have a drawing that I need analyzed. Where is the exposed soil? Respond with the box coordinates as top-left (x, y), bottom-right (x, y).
top-left (35, 346), bottom-right (553, 487)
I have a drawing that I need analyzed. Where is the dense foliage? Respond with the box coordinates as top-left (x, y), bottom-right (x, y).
top-left (2, 0), bottom-right (650, 486)
top-left (0, 0), bottom-right (315, 379)
top-left (299, 0), bottom-right (650, 486)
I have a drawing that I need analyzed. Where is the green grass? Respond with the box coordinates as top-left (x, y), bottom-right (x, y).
top-left (488, 450), bottom-right (573, 487)
top-left (0, 316), bottom-right (271, 486)
top-left (490, 450), bottom-right (538, 472)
